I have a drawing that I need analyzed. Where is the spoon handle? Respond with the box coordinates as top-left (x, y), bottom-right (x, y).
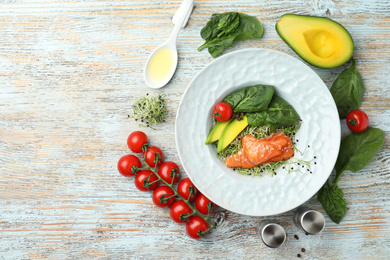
top-left (172, 0), bottom-right (194, 28)
top-left (167, 20), bottom-right (182, 46)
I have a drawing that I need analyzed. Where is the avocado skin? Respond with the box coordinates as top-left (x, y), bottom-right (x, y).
top-left (205, 119), bottom-right (232, 144)
top-left (276, 14), bottom-right (354, 69)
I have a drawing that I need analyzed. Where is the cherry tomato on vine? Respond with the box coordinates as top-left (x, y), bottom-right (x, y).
top-left (186, 215), bottom-right (209, 239)
top-left (195, 193), bottom-right (217, 215)
top-left (127, 131), bottom-right (148, 153)
top-left (213, 102), bottom-right (233, 122)
top-left (152, 186), bottom-right (176, 208)
top-left (117, 155), bottom-right (141, 177)
top-left (134, 170), bottom-right (159, 191)
top-left (170, 200), bottom-right (193, 223)
top-left (177, 178), bottom-right (199, 201)
top-left (143, 146), bottom-right (164, 167)
top-left (346, 110), bottom-right (369, 133)
top-left (158, 161), bottom-right (180, 184)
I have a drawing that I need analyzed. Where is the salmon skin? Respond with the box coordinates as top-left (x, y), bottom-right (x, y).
top-left (226, 131), bottom-right (294, 169)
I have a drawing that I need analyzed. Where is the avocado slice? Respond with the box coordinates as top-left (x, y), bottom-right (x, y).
top-left (276, 14), bottom-right (354, 68)
top-left (217, 116), bottom-right (248, 153)
top-left (205, 119), bottom-right (232, 144)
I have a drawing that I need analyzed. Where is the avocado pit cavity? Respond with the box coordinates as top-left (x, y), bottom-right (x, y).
top-left (303, 29), bottom-right (336, 58)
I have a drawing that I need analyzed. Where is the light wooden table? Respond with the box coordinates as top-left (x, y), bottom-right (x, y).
top-left (1, 0), bottom-right (389, 259)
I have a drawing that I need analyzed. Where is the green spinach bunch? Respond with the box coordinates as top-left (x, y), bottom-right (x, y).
top-left (318, 127), bottom-right (384, 224)
top-left (198, 12), bottom-right (263, 58)
top-left (330, 59), bottom-right (364, 119)
top-left (222, 84), bottom-right (300, 128)
top-left (246, 96), bottom-right (300, 128)
top-left (223, 84), bottom-right (274, 113)
top-left (319, 58), bottom-right (384, 224)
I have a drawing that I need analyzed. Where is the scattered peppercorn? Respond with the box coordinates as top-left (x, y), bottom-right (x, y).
top-left (294, 234), bottom-right (299, 240)
top-left (301, 248), bottom-right (306, 253)
top-left (297, 254), bottom-right (301, 258)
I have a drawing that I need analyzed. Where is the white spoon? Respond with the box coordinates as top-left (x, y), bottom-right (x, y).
top-left (144, 0), bottom-right (194, 89)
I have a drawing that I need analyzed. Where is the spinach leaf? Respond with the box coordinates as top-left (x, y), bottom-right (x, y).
top-left (246, 96), bottom-right (300, 127)
top-left (198, 12), bottom-right (263, 58)
top-left (217, 12), bottom-right (239, 37)
top-left (330, 59), bottom-right (364, 119)
top-left (223, 84), bottom-right (274, 113)
top-left (317, 181), bottom-right (347, 224)
top-left (334, 127), bottom-right (384, 183)
top-left (318, 127), bottom-right (384, 224)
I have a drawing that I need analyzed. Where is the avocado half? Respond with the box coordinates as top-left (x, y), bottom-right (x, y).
top-left (276, 14), bottom-right (354, 68)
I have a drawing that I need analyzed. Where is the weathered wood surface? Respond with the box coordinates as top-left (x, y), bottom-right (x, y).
top-left (0, 0), bottom-right (389, 259)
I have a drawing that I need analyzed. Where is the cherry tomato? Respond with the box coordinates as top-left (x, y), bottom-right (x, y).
top-left (152, 186), bottom-right (176, 208)
top-left (117, 155), bottom-right (141, 177)
top-left (143, 146), bottom-right (164, 167)
top-left (346, 110), bottom-right (369, 133)
top-left (213, 102), bottom-right (233, 122)
top-left (170, 200), bottom-right (193, 223)
top-left (195, 193), bottom-right (217, 215)
top-left (158, 161), bottom-right (180, 184)
top-left (177, 178), bottom-right (199, 201)
top-left (127, 131), bottom-right (148, 153)
top-left (186, 215), bottom-right (209, 239)
top-left (134, 170), bottom-right (158, 191)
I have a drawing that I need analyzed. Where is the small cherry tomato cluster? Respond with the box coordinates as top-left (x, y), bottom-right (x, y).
top-left (118, 131), bottom-right (218, 239)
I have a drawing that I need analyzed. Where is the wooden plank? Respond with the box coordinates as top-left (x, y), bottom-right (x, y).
top-left (0, 0), bottom-right (389, 259)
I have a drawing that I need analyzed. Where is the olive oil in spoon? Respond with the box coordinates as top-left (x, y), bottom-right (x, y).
top-left (144, 0), bottom-right (194, 89)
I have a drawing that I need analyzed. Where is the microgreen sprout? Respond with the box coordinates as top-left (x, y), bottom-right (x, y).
top-left (132, 93), bottom-right (168, 129)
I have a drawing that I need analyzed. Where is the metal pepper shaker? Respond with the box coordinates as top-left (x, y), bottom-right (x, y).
top-left (294, 207), bottom-right (326, 235)
top-left (257, 221), bottom-right (287, 248)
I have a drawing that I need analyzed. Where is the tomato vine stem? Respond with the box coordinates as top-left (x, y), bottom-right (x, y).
top-left (141, 153), bottom-right (216, 235)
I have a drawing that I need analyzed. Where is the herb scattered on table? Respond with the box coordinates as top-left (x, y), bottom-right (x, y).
top-left (132, 93), bottom-right (168, 129)
top-left (198, 12), bottom-right (263, 58)
top-left (318, 127), bottom-right (384, 224)
top-left (330, 59), bottom-right (364, 119)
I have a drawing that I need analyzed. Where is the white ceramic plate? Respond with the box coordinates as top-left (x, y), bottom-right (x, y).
top-left (175, 48), bottom-right (340, 216)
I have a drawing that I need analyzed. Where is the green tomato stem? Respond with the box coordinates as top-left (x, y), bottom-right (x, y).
top-left (142, 154), bottom-right (216, 234)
